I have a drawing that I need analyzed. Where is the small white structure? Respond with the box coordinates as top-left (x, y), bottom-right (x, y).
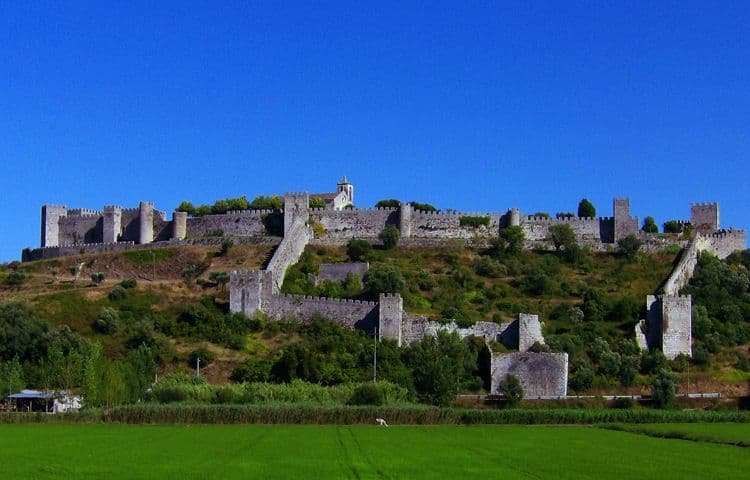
top-left (53, 393), bottom-right (82, 413)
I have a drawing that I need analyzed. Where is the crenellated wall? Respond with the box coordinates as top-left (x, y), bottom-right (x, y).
top-left (411, 210), bottom-right (503, 239)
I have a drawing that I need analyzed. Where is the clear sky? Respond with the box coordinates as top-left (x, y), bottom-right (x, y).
top-left (1, 2), bottom-right (748, 262)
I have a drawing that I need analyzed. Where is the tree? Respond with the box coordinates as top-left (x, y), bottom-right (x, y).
top-left (650, 369), bottom-right (678, 408)
top-left (379, 225), bottom-right (400, 250)
top-left (617, 235), bottom-right (643, 260)
top-left (210, 271), bottom-right (230, 292)
top-left (375, 199), bottom-right (400, 208)
top-left (346, 239), bottom-right (371, 261)
top-left (663, 220), bottom-right (683, 234)
top-left (90, 272), bottom-right (105, 285)
top-left (0, 356), bottom-right (25, 397)
top-left (94, 307), bottom-right (119, 335)
top-left (309, 197), bottom-right (326, 208)
top-left (365, 264), bottom-right (405, 294)
top-left (405, 333), bottom-right (468, 406)
top-left (175, 201), bottom-right (196, 216)
top-left (410, 201), bottom-right (436, 212)
top-left (219, 240), bottom-right (233, 257)
top-left (499, 374), bottom-right (523, 406)
top-left (548, 224), bottom-right (576, 252)
top-left (82, 342), bottom-right (103, 407)
top-left (577, 199), bottom-right (596, 218)
top-left (250, 195), bottom-right (283, 210)
top-left (642, 216), bottom-right (658, 233)
top-left (491, 226), bottom-right (525, 257)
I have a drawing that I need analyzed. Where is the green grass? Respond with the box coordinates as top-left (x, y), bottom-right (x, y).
top-left (0, 424), bottom-right (748, 479)
top-left (121, 248), bottom-right (176, 266)
top-left (603, 422), bottom-right (750, 447)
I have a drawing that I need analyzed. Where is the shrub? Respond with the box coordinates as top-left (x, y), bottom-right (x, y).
top-left (220, 240), bottom-right (233, 256)
top-left (346, 239), bottom-right (371, 261)
top-left (651, 369), bottom-right (678, 408)
top-left (5, 271), bottom-right (26, 286)
top-left (94, 307), bottom-right (119, 335)
top-left (90, 272), bottom-right (105, 285)
top-left (120, 279), bottom-right (137, 289)
top-left (365, 264), bottom-right (405, 294)
top-left (348, 383), bottom-right (385, 406)
top-left (108, 285), bottom-right (128, 301)
top-left (617, 235), bottom-right (643, 260)
top-left (378, 225), bottom-right (400, 249)
top-left (188, 345), bottom-right (215, 369)
top-left (499, 374), bottom-right (523, 406)
top-left (459, 216), bottom-right (490, 228)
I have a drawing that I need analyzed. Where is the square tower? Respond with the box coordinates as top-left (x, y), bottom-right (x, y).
top-left (690, 203), bottom-right (719, 232)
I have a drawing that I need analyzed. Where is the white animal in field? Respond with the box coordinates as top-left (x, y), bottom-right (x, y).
top-left (376, 418), bottom-right (388, 427)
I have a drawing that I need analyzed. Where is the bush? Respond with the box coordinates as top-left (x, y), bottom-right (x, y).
top-left (651, 369), bottom-right (678, 408)
top-left (378, 225), bottom-right (400, 249)
top-left (5, 271), bottom-right (26, 286)
top-left (346, 239), bottom-right (371, 261)
top-left (459, 216), bottom-right (491, 228)
top-left (90, 272), bottom-right (105, 285)
top-left (220, 240), bottom-right (233, 256)
top-left (365, 264), bottom-right (405, 294)
top-left (188, 345), bottom-right (215, 369)
top-left (108, 285), bottom-right (128, 301)
top-left (348, 383), bottom-right (385, 406)
top-left (663, 220), bottom-right (684, 234)
top-left (499, 374), bottom-right (523, 406)
top-left (120, 279), bottom-right (137, 289)
top-left (617, 235), bottom-right (643, 260)
top-left (410, 202), bottom-right (436, 212)
top-left (309, 197), bottom-right (326, 208)
top-left (94, 307), bottom-right (119, 335)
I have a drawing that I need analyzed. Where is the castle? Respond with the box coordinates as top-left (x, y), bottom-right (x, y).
top-left (24, 179), bottom-right (747, 396)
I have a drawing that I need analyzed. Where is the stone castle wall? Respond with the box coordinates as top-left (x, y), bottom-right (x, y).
top-left (59, 213), bottom-right (102, 245)
top-left (491, 353), bottom-right (568, 397)
top-left (263, 293), bottom-right (379, 329)
top-left (410, 211), bottom-right (503, 239)
top-left (186, 210), bottom-right (270, 238)
top-left (310, 208), bottom-right (398, 240)
top-left (266, 216), bottom-right (311, 292)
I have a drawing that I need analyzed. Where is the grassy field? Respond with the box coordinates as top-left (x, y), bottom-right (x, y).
top-left (1, 424), bottom-right (748, 479)
top-left (603, 422), bottom-right (750, 446)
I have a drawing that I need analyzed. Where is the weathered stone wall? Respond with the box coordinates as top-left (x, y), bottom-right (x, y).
top-left (41, 205), bottom-right (68, 247)
top-left (313, 262), bottom-right (368, 284)
top-left (520, 216), bottom-right (613, 245)
top-left (401, 316), bottom-right (512, 346)
top-left (172, 211), bottom-right (187, 240)
top-left (263, 293), bottom-right (379, 329)
top-left (411, 211), bottom-right (502, 239)
top-left (491, 352), bottom-right (568, 397)
top-left (119, 208), bottom-right (141, 242)
top-left (185, 210), bottom-right (270, 238)
top-left (266, 216), bottom-right (311, 292)
top-left (701, 229), bottom-right (746, 259)
top-left (103, 206), bottom-right (122, 243)
top-left (614, 198), bottom-right (639, 241)
top-left (59, 213), bottom-right (102, 245)
top-left (22, 241), bottom-right (137, 261)
top-left (378, 293), bottom-right (403, 344)
top-left (661, 295), bottom-right (692, 359)
top-left (518, 313), bottom-right (545, 352)
top-left (691, 203), bottom-right (719, 232)
top-left (311, 208), bottom-right (398, 240)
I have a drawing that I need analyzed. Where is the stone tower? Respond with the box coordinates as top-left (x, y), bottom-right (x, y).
top-left (337, 176), bottom-right (354, 205)
top-left (41, 205), bottom-right (68, 247)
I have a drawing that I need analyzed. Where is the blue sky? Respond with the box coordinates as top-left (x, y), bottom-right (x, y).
top-left (1, 2), bottom-right (748, 261)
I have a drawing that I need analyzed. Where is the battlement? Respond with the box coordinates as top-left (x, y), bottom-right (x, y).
top-left (277, 292), bottom-right (378, 307)
top-left (103, 205), bottom-right (123, 211)
top-left (558, 216), bottom-right (597, 222)
top-left (413, 210), bottom-right (498, 217)
top-left (67, 208), bottom-right (102, 217)
top-left (701, 228), bottom-right (745, 239)
top-left (598, 216), bottom-right (614, 221)
top-left (526, 215), bottom-right (552, 222)
top-left (691, 202), bottom-right (718, 207)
